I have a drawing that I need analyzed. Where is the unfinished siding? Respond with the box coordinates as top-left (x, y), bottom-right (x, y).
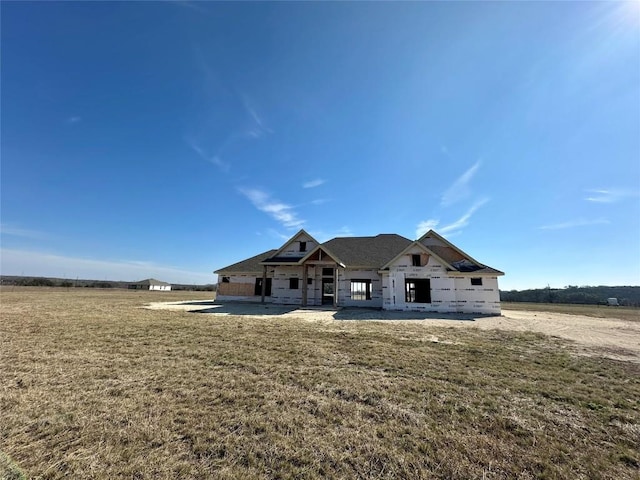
top-left (216, 272), bottom-right (275, 303)
top-left (452, 276), bottom-right (501, 314)
top-left (384, 249), bottom-right (454, 312)
top-left (271, 266), bottom-right (304, 305)
top-left (277, 233), bottom-right (318, 259)
top-left (338, 268), bottom-right (383, 308)
top-left (382, 246), bottom-right (501, 314)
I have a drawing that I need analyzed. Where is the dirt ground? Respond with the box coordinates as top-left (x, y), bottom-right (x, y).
top-left (145, 301), bottom-right (640, 363)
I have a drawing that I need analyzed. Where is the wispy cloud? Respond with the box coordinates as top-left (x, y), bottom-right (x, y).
top-left (241, 95), bottom-right (273, 139)
top-left (539, 218), bottom-right (610, 230)
top-left (311, 198), bottom-right (328, 206)
top-left (239, 188), bottom-right (305, 229)
top-left (416, 198), bottom-right (489, 238)
top-left (187, 51), bottom-right (272, 171)
top-left (585, 188), bottom-right (640, 203)
top-left (441, 160), bottom-right (481, 207)
top-left (0, 223), bottom-right (49, 240)
top-left (66, 116), bottom-right (81, 124)
top-left (0, 248), bottom-right (215, 284)
top-left (185, 138), bottom-right (229, 171)
top-left (415, 219), bottom-right (440, 239)
top-left (303, 179), bottom-right (325, 189)
top-left (440, 198), bottom-right (489, 234)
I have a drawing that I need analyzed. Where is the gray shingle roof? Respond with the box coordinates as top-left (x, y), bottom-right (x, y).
top-left (214, 249), bottom-right (277, 274)
top-left (135, 278), bottom-right (171, 286)
top-left (322, 234), bottom-right (412, 268)
top-left (215, 233), bottom-right (503, 275)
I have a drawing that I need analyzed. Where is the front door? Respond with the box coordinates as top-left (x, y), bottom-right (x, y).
top-left (322, 278), bottom-right (334, 305)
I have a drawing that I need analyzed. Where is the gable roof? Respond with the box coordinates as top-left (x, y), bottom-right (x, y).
top-left (214, 249), bottom-right (277, 274)
top-left (415, 230), bottom-right (504, 275)
top-left (263, 228), bottom-right (317, 263)
top-left (379, 240), bottom-right (455, 271)
top-left (215, 230), bottom-right (503, 275)
top-left (134, 278), bottom-right (171, 286)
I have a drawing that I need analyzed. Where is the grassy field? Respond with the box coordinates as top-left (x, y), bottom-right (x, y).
top-left (502, 302), bottom-right (640, 322)
top-left (1, 288), bottom-right (639, 479)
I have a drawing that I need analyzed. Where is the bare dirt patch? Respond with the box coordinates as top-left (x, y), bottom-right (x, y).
top-left (146, 301), bottom-right (640, 362)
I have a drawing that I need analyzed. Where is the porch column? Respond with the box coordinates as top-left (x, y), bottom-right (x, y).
top-left (333, 266), bottom-right (338, 308)
top-left (302, 264), bottom-right (308, 307)
top-left (261, 265), bottom-right (267, 303)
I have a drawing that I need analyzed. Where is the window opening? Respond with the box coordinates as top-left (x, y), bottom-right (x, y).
top-left (254, 278), bottom-right (272, 296)
top-left (350, 280), bottom-right (371, 301)
top-left (405, 279), bottom-right (431, 303)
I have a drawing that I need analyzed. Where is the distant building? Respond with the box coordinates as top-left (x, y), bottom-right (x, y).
top-left (214, 229), bottom-right (504, 315)
top-left (128, 278), bottom-right (172, 291)
top-left (607, 298), bottom-right (619, 306)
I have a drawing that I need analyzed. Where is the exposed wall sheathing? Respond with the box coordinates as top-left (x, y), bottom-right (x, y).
top-left (216, 273), bottom-right (274, 303)
top-left (382, 247), bottom-right (501, 314)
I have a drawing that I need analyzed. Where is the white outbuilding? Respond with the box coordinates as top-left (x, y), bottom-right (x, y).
top-left (128, 278), bottom-right (172, 291)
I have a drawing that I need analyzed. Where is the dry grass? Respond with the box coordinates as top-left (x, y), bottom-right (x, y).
top-left (1, 287), bottom-right (639, 479)
top-left (502, 302), bottom-right (640, 322)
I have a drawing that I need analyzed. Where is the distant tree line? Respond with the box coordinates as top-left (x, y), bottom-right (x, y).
top-left (500, 285), bottom-right (640, 307)
top-left (0, 276), bottom-right (216, 291)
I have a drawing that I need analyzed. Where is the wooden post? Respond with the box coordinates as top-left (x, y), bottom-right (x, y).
top-left (302, 264), bottom-right (308, 307)
top-left (333, 265), bottom-right (338, 308)
top-left (261, 265), bottom-right (267, 304)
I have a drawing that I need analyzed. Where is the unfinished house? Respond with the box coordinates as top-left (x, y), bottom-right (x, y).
top-left (214, 229), bottom-right (504, 314)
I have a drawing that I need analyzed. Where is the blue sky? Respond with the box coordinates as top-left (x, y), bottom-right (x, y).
top-left (1, 1), bottom-right (639, 289)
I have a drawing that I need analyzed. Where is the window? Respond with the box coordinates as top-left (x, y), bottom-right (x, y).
top-left (221, 277), bottom-right (230, 283)
top-left (405, 279), bottom-right (431, 303)
top-left (322, 267), bottom-right (334, 277)
top-left (412, 254), bottom-right (421, 267)
top-left (299, 241), bottom-right (307, 252)
top-left (307, 278), bottom-right (313, 285)
top-left (254, 278), bottom-right (272, 296)
top-left (350, 280), bottom-right (371, 301)
top-left (289, 278), bottom-right (299, 290)
top-left (471, 278), bottom-right (483, 286)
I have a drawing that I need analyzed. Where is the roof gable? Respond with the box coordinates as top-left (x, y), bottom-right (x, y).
top-left (415, 230), bottom-right (504, 275)
top-left (380, 241), bottom-right (454, 270)
top-left (264, 229), bottom-right (320, 263)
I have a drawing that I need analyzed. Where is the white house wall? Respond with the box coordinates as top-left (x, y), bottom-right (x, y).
top-left (278, 233), bottom-right (318, 259)
top-left (383, 253), bottom-right (454, 312)
top-left (149, 285), bottom-right (171, 291)
top-left (337, 268), bottom-right (383, 308)
top-left (271, 266), bottom-right (304, 305)
top-left (452, 276), bottom-right (501, 314)
top-left (382, 247), bottom-right (501, 314)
